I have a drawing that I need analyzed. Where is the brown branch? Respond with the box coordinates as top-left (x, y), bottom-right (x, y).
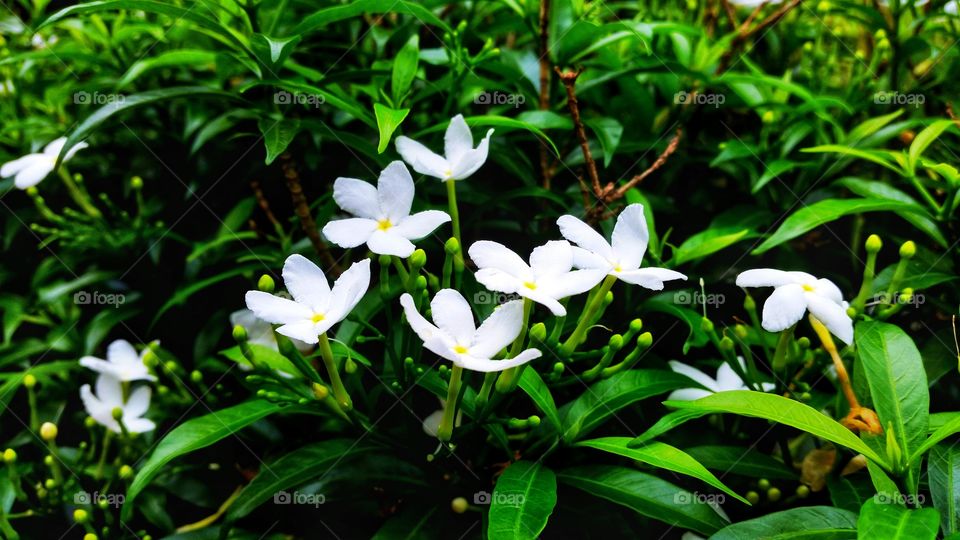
top-left (249, 177), bottom-right (281, 230)
top-left (613, 128), bottom-right (684, 199)
top-left (279, 152), bottom-right (341, 275)
top-left (538, 0), bottom-right (553, 190)
top-left (720, 0), bottom-right (739, 29)
top-left (555, 67), bottom-right (602, 197)
top-left (716, 0), bottom-right (801, 75)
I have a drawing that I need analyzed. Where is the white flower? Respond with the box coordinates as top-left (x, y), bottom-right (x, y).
top-left (395, 114), bottom-right (494, 181)
top-left (557, 204), bottom-right (687, 290)
top-left (736, 268), bottom-right (853, 344)
top-left (1, 137), bottom-right (87, 189)
top-left (667, 357), bottom-right (775, 402)
top-left (80, 374), bottom-right (155, 433)
top-left (321, 161), bottom-right (450, 257)
top-left (399, 289), bottom-right (542, 372)
top-left (245, 255), bottom-right (371, 344)
top-left (79, 339), bottom-right (156, 382)
top-left (468, 240), bottom-right (607, 316)
top-left (229, 309), bottom-right (312, 353)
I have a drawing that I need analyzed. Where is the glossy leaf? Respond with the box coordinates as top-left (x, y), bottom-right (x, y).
top-left (518, 368), bottom-right (561, 430)
top-left (712, 506), bottom-right (857, 539)
top-left (258, 117), bottom-right (301, 165)
top-left (487, 461), bottom-right (557, 540)
top-left (856, 499), bottom-right (939, 540)
top-left (374, 104), bottom-right (410, 154)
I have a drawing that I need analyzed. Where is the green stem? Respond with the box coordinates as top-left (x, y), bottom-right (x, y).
top-left (772, 326), bottom-right (795, 374)
top-left (560, 275), bottom-right (616, 356)
top-left (437, 365), bottom-right (463, 442)
top-left (57, 167), bottom-right (100, 218)
top-left (496, 298), bottom-right (533, 393)
top-left (94, 431), bottom-right (113, 480)
top-left (852, 247), bottom-right (879, 313)
top-left (445, 180), bottom-right (464, 274)
top-left (318, 333), bottom-right (352, 411)
top-left (475, 372), bottom-right (497, 413)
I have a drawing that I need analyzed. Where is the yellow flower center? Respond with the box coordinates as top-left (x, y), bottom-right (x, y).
top-left (523, 281), bottom-right (537, 290)
top-left (444, 169), bottom-right (453, 178)
top-left (311, 313), bottom-right (326, 323)
top-left (453, 345), bottom-right (468, 354)
top-left (377, 218), bottom-right (393, 231)
top-left (802, 284), bottom-right (815, 292)
top-left (613, 265), bottom-right (623, 272)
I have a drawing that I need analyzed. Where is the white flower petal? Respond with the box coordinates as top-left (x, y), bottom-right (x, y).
top-left (276, 321), bottom-right (321, 344)
top-left (282, 254), bottom-right (332, 312)
top-left (557, 215), bottom-right (614, 261)
top-left (326, 258), bottom-right (371, 324)
top-left (455, 348), bottom-right (540, 373)
top-left (124, 417), bottom-right (156, 433)
top-left (529, 240), bottom-right (573, 278)
top-left (423, 335), bottom-right (463, 363)
top-left (715, 362), bottom-right (746, 392)
top-left (395, 136), bottom-right (450, 179)
top-left (736, 268), bottom-right (794, 288)
top-left (230, 309), bottom-right (277, 349)
top-left (519, 288), bottom-right (568, 316)
top-left (667, 388), bottom-right (714, 402)
top-left (14, 161), bottom-right (53, 189)
top-left (377, 161), bottom-right (415, 223)
top-left (443, 114), bottom-right (473, 164)
top-left (537, 269), bottom-right (607, 300)
top-left (570, 246), bottom-right (611, 270)
top-left (761, 283), bottom-right (807, 332)
top-left (322, 218), bottom-right (378, 249)
top-left (95, 374), bottom-right (124, 407)
top-left (1, 154), bottom-right (45, 177)
top-left (814, 278), bottom-right (844, 304)
top-left (617, 267), bottom-right (687, 290)
top-left (468, 241), bottom-right (532, 279)
top-left (806, 293), bottom-right (854, 345)
top-left (399, 293), bottom-right (445, 343)
top-left (393, 210), bottom-right (450, 240)
top-left (422, 409), bottom-right (444, 437)
top-left (108, 339), bottom-right (140, 366)
top-left (332, 177), bottom-right (380, 219)
top-left (63, 141), bottom-right (89, 162)
top-left (125, 386), bottom-right (151, 417)
top-left (367, 230), bottom-right (416, 257)
top-left (450, 129), bottom-right (493, 179)
top-left (611, 204), bottom-right (649, 269)
top-left (79, 357), bottom-right (117, 377)
top-left (474, 268), bottom-right (522, 294)
top-left (668, 361), bottom-right (721, 392)
top-left (430, 289), bottom-right (476, 345)
top-left (245, 290), bottom-right (313, 325)
top-left (43, 137), bottom-right (68, 156)
top-left (470, 299), bottom-right (523, 358)
top-left (80, 384), bottom-right (113, 427)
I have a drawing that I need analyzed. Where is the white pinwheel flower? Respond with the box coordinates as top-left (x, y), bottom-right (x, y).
top-left (79, 339), bottom-right (156, 382)
top-left (245, 255), bottom-right (371, 344)
top-left (80, 374), bottom-right (155, 433)
top-left (322, 161), bottom-right (450, 257)
top-left (399, 289), bottom-right (542, 372)
top-left (1, 137), bottom-right (87, 189)
top-left (667, 357), bottom-right (775, 402)
top-left (736, 268), bottom-right (853, 344)
top-left (468, 240), bottom-right (607, 316)
top-left (395, 114), bottom-right (494, 181)
top-left (557, 204), bottom-right (687, 290)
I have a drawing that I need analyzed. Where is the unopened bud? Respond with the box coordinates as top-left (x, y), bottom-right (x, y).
top-left (444, 237), bottom-right (460, 255)
top-left (130, 176), bottom-right (143, 189)
top-left (74, 509), bottom-right (89, 523)
top-left (190, 370), bottom-right (203, 383)
top-left (111, 407), bottom-right (124, 421)
top-left (451, 496), bottom-right (469, 513)
top-left (719, 337), bottom-right (735, 351)
top-left (637, 332), bottom-right (653, 349)
top-left (312, 383), bottom-right (329, 400)
top-left (40, 422), bottom-right (57, 442)
top-left (700, 318), bottom-right (714, 333)
top-left (119, 465), bottom-right (133, 479)
top-left (415, 275), bottom-right (428, 290)
top-left (3, 449), bottom-right (16, 463)
top-left (409, 249), bottom-right (426, 269)
top-left (767, 487), bottom-right (782, 502)
top-left (608, 334), bottom-right (624, 350)
top-left (899, 240), bottom-right (916, 259)
top-left (865, 234), bottom-right (882, 253)
top-left (257, 274), bottom-right (275, 293)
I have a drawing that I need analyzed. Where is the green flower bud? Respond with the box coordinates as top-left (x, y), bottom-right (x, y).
top-left (719, 337), bottom-right (735, 351)
top-left (529, 322), bottom-right (547, 343)
top-left (817, 0), bottom-right (831, 12)
top-left (803, 41), bottom-right (814, 52)
top-left (700, 317), bottom-right (714, 333)
top-left (84, 416), bottom-right (97, 428)
top-left (344, 358), bottom-right (357, 374)
top-left (190, 370), bottom-right (203, 383)
top-left (97, 497), bottom-right (109, 510)
top-left (23, 374), bottom-right (36, 389)
top-left (629, 319), bottom-right (643, 332)
top-left (746, 490), bottom-right (760, 504)
top-left (43, 455), bottom-right (54, 466)
top-left (312, 383), bottom-right (329, 399)
top-left (865, 234), bottom-right (882, 253)
top-left (40, 422), bottom-right (57, 442)
top-left (404, 357), bottom-right (414, 367)
top-left (637, 332), bottom-right (653, 349)
top-left (743, 294), bottom-right (756, 311)
top-left (602, 291), bottom-right (613, 306)
top-left (3, 449), bottom-right (16, 463)
top-left (796, 485), bottom-right (811, 498)
top-left (608, 334), bottom-right (624, 350)
top-left (451, 496), bottom-right (469, 513)
top-left (733, 325), bottom-right (748, 339)
top-left (74, 509), bottom-right (89, 523)
top-left (874, 29), bottom-right (886, 39)
top-left (409, 249), bottom-right (427, 269)
top-left (899, 240), bottom-right (916, 259)
top-left (26, 187), bottom-right (39, 197)
top-left (111, 407), bottom-right (124, 421)
top-left (130, 176), bottom-right (143, 189)
top-left (553, 362), bottom-right (565, 375)
top-left (527, 415), bottom-right (541, 427)
top-left (758, 478), bottom-right (770, 490)
top-left (761, 110), bottom-right (776, 124)
top-left (257, 274), bottom-right (275, 293)
top-left (84, 534), bottom-right (98, 540)
top-left (44, 478), bottom-right (56, 489)
top-left (142, 349), bottom-right (159, 368)
top-left (796, 337), bottom-right (810, 349)
top-left (119, 465), bottom-right (133, 479)
top-left (164, 360), bottom-right (178, 373)
top-left (444, 237), bottom-right (460, 255)
top-left (767, 487), bottom-right (782, 502)
top-left (415, 275), bottom-right (428, 290)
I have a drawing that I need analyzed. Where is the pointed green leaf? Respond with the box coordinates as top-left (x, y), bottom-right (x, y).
top-left (391, 35), bottom-right (419, 104)
top-left (258, 117), bottom-right (301, 165)
top-left (518, 368), bottom-right (561, 430)
top-left (374, 104), bottom-right (410, 154)
top-left (929, 444), bottom-right (960, 536)
top-left (712, 506), bottom-right (857, 539)
top-left (857, 498), bottom-right (939, 540)
top-left (908, 120), bottom-right (955, 174)
top-left (487, 461), bottom-right (557, 540)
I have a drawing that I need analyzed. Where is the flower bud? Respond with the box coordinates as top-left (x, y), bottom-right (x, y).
top-left (26, 187), bottom-right (39, 197)
top-left (142, 349), bottom-right (159, 368)
top-left (444, 237), bottom-right (460, 255)
top-left (415, 275), bottom-right (428, 290)
top-left (130, 176), bottom-right (143, 189)
top-left (758, 478), bottom-right (770, 490)
top-left (40, 422), bottom-right (57, 442)
top-left (743, 294), bottom-right (756, 311)
top-left (796, 485), bottom-right (810, 498)
top-left (529, 322), bottom-right (547, 343)
top-left (816, 0), bottom-right (831, 12)
top-left (796, 337), bottom-right (810, 349)
top-left (608, 334), bottom-right (624, 351)
top-left (637, 332), bottom-right (653, 349)
top-left (899, 240), bottom-right (916, 259)
top-left (629, 319), bottom-right (643, 332)
top-left (84, 534), bottom-right (98, 540)
top-left (23, 374), bottom-right (36, 389)
top-left (803, 41), bottom-right (814, 52)
top-left (312, 383), bottom-right (329, 400)
top-left (527, 415), bottom-right (541, 427)
top-left (43, 455), bottom-right (54, 466)
top-left (719, 337), bottom-right (735, 351)
top-left (552, 362), bottom-right (564, 375)
top-left (84, 416), bottom-right (97, 428)
top-left (767, 487), bottom-right (782, 502)
top-left (190, 370), bottom-right (203, 383)
top-left (164, 360), bottom-right (178, 373)
top-left (409, 249), bottom-right (427, 269)
top-left (733, 325), bottom-right (748, 339)
top-left (601, 291), bottom-right (613, 306)
top-left (257, 274), bottom-right (275, 293)
top-left (746, 490), bottom-right (760, 504)
top-left (44, 478), bottom-right (56, 489)
top-left (451, 497), bottom-right (469, 513)
top-left (74, 509), bottom-right (89, 523)
top-left (119, 465), bottom-right (133, 479)
top-left (3, 449), bottom-right (16, 463)
top-left (344, 358), bottom-right (357, 374)
top-left (865, 234), bottom-right (882, 253)
top-left (761, 110), bottom-right (775, 124)
top-left (700, 317), bottom-right (714, 333)
top-left (111, 407), bottom-right (124, 421)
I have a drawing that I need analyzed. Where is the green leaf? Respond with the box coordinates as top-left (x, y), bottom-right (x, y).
top-left (712, 506), bottom-right (858, 539)
top-left (854, 321), bottom-right (929, 472)
top-left (374, 104), bottom-right (410, 154)
top-left (558, 465), bottom-right (728, 535)
top-left (856, 499), bottom-right (939, 540)
top-left (802, 145), bottom-right (904, 174)
top-left (641, 293), bottom-right (710, 353)
top-left (929, 444), bottom-right (960, 536)
top-left (57, 86), bottom-right (236, 167)
top-left (575, 437), bottom-right (748, 504)
top-left (116, 49), bottom-right (216, 90)
top-left (672, 206), bottom-right (767, 265)
top-left (912, 413), bottom-right (960, 466)
top-left (294, 0), bottom-right (453, 36)
top-left (684, 445), bottom-right (795, 480)
top-left (584, 117), bottom-right (623, 167)
top-left (487, 461), bottom-right (557, 540)
top-left (220, 344), bottom-right (300, 376)
top-left (845, 109), bottom-right (904, 144)
top-left (517, 368), bottom-right (561, 430)
top-left (124, 400), bottom-right (290, 520)
top-left (665, 391), bottom-right (889, 467)
top-left (391, 35), bottom-right (419, 104)
top-left (752, 198), bottom-right (922, 254)
top-left (250, 34), bottom-right (301, 73)
top-left (559, 370), bottom-right (696, 441)
top-left (258, 117), bottom-right (301, 165)
top-left (226, 439), bottom-right (378, 521)
top-left (630, 409), bottom-right (710, 447)
top-left (908, 120), bottom-right (955, 175)
top-left (754, 159), bottom-right (801, 193)
top-left (835, 177), bottom-right (946, 248)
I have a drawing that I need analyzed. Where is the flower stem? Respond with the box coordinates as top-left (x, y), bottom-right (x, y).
top-left (496, 298), bottom-right (533, 393)
top-left (318, 333), bottom-right (352, 411)
top-left (57, 167), bottom-right (100, 218)
top-left (94, 431), bottom-right (113, 480)
top-left (808, 316), bottom-right (859, 409)
top-left (771, 326), bottom-right (795, 373)
top-left (560, 274), bottom-right (616, 357)
top-left (445, 180), bottom-right (464, 275)
top-left (437, 365), bottom-right (463, 442)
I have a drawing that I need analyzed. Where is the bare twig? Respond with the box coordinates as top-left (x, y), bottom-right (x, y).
top-left (249, 177), bottom-right (281, 230)
top-left (538, 0), bottom-right (553, 190)
top-left (716, 0), bottom-right (801, 74)
top-left (555, 67), bottom-right (602, 196)
top-left (279, 152), bottom-right (341, 275)
top-left (720, 0), bottom-right (739, 29)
